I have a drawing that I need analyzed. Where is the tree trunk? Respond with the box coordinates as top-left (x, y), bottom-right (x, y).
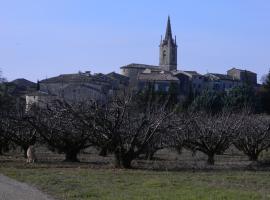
top-left (207, 154), bottom-right (215, 165)
top-left (99, 147), bottom-right (108, 157)
top-left (114, 150), bottom-right (134, 169)
top-left (0, 145), bottom-right (3, 155)
top-left (64, 151), bottom-right (79, 162)
top-left (23, 146), bottom-right (28, 159)
top-left (248, 152), bottom-right (259, 161)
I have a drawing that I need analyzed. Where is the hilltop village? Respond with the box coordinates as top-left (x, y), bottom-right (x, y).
top-left (23, 17), bottom-right (258, 108)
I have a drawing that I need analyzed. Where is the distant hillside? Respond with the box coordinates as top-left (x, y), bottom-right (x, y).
top-left (12, 78), bottom-right (36, 89)
top-left (3, 78), bottom-right (37, 97)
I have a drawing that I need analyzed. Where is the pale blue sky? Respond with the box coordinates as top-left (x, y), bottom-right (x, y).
top-left (0, 0), bottom-right (269, 82)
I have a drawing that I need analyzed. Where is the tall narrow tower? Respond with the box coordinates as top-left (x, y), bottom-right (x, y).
top-left (159, 16), bottom-right (177, 71)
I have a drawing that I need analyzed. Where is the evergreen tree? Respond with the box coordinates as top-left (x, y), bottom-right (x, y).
top-left (259, 70), bottom-right (270, 113)
top-left (190, 89), bottom-right (225, 115)
top-left (224, 85), bottom-right (258, 112)
top-left (263, 71), bottom-right (270, 89)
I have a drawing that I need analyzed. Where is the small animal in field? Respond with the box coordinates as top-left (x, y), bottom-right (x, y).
top-left (26, 145), bottom-right (36, 163)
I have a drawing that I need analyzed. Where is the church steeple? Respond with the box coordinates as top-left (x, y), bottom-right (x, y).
top-left (165, 16), bottom-right (173, 41)
top-left (159, 16), bottom-right (177, 71)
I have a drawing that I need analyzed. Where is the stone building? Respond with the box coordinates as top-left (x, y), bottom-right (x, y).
top-left (26, 71), bottom-right (128, 108)
top-left (137, 68), bottom-right (179, 92)
top-left (227, 68), bottom-right (257, 86)
top-left (173, 71), bottom-right (206, 95)
top-left (26, 91), bottom-right (57, 111)
top-left (121, 63), bottom-right (158, 86)
top-left (120, 17), bottom-right (258, 96)
top-left (205, 73), bottom-right (242, 92)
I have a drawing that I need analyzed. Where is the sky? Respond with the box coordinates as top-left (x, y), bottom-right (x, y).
top-left (0, 0), bottom-right (270, 82)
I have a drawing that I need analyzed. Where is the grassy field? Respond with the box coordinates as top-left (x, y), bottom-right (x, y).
top-left (0, 167), bottom-right (270, 200)
top-left (1, 148), bottom-right (270, 200)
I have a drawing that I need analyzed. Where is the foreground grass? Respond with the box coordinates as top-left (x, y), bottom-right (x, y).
top-left (0, 167), bottom-right (270, 200)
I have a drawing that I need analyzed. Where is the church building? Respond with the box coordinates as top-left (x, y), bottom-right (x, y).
top-left (121, 17), bottom-right (180, 93)
top-left (120, 17), bottom-right (258, 95)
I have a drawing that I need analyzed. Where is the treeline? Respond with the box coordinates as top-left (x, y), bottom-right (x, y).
top-left (1, 89), bottom-right (270, 168)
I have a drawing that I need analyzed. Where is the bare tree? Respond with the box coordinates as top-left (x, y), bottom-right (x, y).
top-left (169, 113), bottom-right (186, 154)
top-left (141, 120), bottom-right (174, 160)
top-left (28, 100), bottom-right (97, 162)
top-left (4, 105), bottom-right (37, 158)
top-left (233, 114), bottom-right (270, 161)
top-left (175, 111), bottom-right (242, 165)
top-left (0, 88), bottom-right (15, 155)
top-left (0, 117), bottom-right (13, 155)
top-left (94, 90), bottom-right (173, 168)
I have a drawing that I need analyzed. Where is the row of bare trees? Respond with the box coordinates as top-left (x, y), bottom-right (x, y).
top-left (1, 91), bottom-right (270, 168)
top-left (173, 111), bottom-right (270, 165)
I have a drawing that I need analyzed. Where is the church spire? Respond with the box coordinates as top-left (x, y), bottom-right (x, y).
top-left (159, 16), bottom-right (177, 71)
top-left (165, 16), bottom-right (173, 41)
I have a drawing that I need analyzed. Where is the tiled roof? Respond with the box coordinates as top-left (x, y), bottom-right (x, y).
top-left (120, 63), bottom-right (159, 69)
top-left (172, 70), bottom-right (202, 77)
top-left (206, 73), bottom-right (238, 81)
top-left (228, 68), bottom-right (257, 75)
top-left (184, 71), bottom-right (202, 76)
top-left (40, 73), bottom-right (111, 84)
top-left (138, 71), bottom-right (179, 81)
top-left (106, 72), bottom-right (129, 83)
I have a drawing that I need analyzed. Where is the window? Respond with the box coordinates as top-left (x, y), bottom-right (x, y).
top-left (155, 84), bottom-right (159, 91)
top-left (163, 50), bottom-right (166, 58)
top-left (214, 84), bottom-right (220, 90)
top-left (172, 52), bottom-right (175, 62)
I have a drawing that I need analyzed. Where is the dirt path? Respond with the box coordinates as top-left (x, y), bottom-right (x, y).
top-left (0, 174), bottom-right (54, 200)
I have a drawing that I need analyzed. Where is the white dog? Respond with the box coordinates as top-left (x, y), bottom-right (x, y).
top-left (26, 145), bottom-right (36, 163)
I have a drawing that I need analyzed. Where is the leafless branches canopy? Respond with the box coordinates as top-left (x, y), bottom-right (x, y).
top-left (28, 100), bottom-right (97, 162)
top-left (93, 90), bottom-right (173, 168)
top-left (1, 88), bottom-right (270, 168)
top-left (234, 114), bottom-right (270, 161)
top-left (173, 111), bottom-right (243, 165)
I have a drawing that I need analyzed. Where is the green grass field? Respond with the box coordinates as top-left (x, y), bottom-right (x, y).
top-left (1, 167), bottom-right (270, 200)
top-left (1, 147), bottom-right (270, 200)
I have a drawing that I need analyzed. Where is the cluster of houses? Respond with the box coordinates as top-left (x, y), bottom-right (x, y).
top-left (25, 17), bottom-right (258, 109)
top-left (121, 64), bottom-right (257, 94)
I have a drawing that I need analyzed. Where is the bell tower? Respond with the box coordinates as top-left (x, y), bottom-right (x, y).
top-left (159, 16), bottom-right (177, 71)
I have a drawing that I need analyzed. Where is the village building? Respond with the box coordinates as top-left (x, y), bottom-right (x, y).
top-left (120, 17), bottom-right (258, 96)
top-left (25, 71), bottom-right (128, 109)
